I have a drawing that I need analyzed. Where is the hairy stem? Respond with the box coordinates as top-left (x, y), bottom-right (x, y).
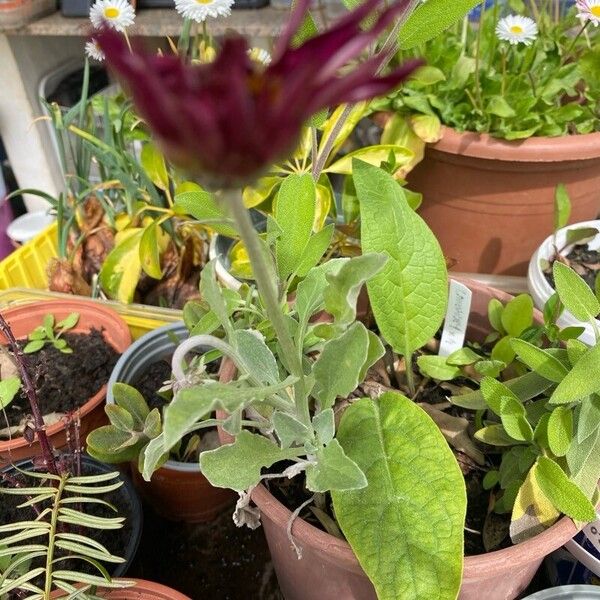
top-left (0, 314), bottom-right (58, 475)
top-left (224, 189), bottom-right (310, 426)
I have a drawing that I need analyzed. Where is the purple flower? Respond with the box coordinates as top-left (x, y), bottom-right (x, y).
top-left (97, 0), bottom-right (421, 188)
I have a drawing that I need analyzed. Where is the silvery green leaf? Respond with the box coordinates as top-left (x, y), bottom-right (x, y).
top-left (200, 260), bottom-right (233, 337)
top-left (550, 343), bottom-right (600, 404)
top-left (577, 395), bottom-right (600, 443)
top-left (305, 439), bottom-right (367, 492)
top-left (417, 355), bottom-right (461, 381)
top-left (312, 409), bottom-right (335, 445)
top-left (311, 322), bottom-right (370, 410)
top-left (510, 339), bottom-right (568, 383)
top-left (547, 406), bottom-right (573, 457)
top-left (231, 329), bottom-right (279, 385)
top-left (358, 331), bottom-right (386, 381)
top-left (272, 411), bottom-right (312, 448)
top-left (200, 430), bottom-right (297, 492)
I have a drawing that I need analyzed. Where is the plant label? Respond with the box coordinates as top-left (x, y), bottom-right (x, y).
top-left (581, 515), bottom-right (600, 555)
top-left (439, 280), bottom-right (472, 357)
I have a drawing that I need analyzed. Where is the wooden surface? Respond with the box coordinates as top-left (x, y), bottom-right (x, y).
top-left (6, 5), bottom-right (345, 37)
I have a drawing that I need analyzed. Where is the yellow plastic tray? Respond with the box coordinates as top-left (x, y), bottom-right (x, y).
top-left (0, 224), bottom-right (183, 339)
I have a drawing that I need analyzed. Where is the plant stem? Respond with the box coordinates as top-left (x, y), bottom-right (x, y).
top-left (405, 352), bottom-right (415, 395)
top-left (222, 190), bottom-right (310, 426)
top-left (45, 475), bottom-right (67, 599)
top-left (560, 22), bottom-right (590, 68)
top-left (473, 1), bottom-right (485, 112)
top-left (178, 18), bottom-right (193, 56)
top-left (0, 314), bottom-right (58, 475)
top-left (312, 104), bottom-right (353, 181)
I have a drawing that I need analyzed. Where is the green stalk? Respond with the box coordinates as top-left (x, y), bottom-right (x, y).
top-left (473, 0), bottom-right (486, 112)
top-left (44, 475), bottom-right (67, 599)
top-left (178, 18), bottom-right (193, 56)
top-left (224, 189), bottom-right (310, 426)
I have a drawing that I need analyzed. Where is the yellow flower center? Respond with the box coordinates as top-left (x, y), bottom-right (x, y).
top-left (510, 25), bottom-right (524, 34)
top-left (591, 6), bottom-right (600, 16)
top-left (195, 0), bottom-right (213, 4)
top-left (104, 6), bottom-right (120, 18)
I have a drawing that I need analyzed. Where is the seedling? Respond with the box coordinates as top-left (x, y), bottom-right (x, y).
top-left (24, 312), bottom-right (80, 354)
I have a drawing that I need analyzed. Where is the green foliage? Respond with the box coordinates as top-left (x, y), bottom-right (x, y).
top-left (24, 313), bottom-right (79, 355)
top-left (0, 469), bottom-right (132, 598)
top-left (332, 393), bottom-right (466, 600)
top-left (386, 4), bottom-right (600, 139)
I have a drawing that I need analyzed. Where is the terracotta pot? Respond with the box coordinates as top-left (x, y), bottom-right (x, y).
top-left (89, 579), bottom-right (190, 600)
top-left (407, 127), bottom-right (600, 276)
top-left (218, 280), bottom-right (579, 600)
top-left (0, 300), bottom-right (131, 467)
top-left (107, 322), bottom-right (234, 522)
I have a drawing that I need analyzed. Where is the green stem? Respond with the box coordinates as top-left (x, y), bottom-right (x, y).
top-left (178, 18), bottom-right (193, 56)
top-left (473, 1), bottom-right (485, 112)
top-left (406, 352), bottom-right (415, 396)
top-left (560, 22), bottom-right (590, 68)
top-left (45, 475), bottom-right (67, 599)
top-left (224, 189), bottom-right (310, 426)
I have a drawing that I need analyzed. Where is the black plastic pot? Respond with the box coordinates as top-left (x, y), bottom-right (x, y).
top-left (0, 455), bottom-right (142, 577)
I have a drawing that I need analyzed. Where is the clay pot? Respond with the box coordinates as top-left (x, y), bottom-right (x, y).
top-left (107, 322), bottom-right (234, 522)
top-left (99, 579), bottom-right (191, 599)
top-left (0, 300), bottom-right (131, 467)
top-left (218, 280), bottom-right (580, 600)
top-left (407, 127), bottom-right (600, 276)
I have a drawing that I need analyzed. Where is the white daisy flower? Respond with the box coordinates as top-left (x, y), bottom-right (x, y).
top-left (247, 47), bottom-right (271, 66)
top-left (576, 0), bottom-right (600, 26)
top-left (174, 0), bottom-right (234, 23)
top-left (85, 38), bottom-right (105, 62)
top-left (495, 15), bottom-right (538, 46)
top-left (89, 0), bottom-right (136, 32)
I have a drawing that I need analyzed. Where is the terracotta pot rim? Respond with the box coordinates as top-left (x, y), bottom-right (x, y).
top-left (102, 579), bottom-right (191, 599)
top-left (0, 299), bottom-right (131, 452)
top-left (431, 126), bottom-right (600, 162)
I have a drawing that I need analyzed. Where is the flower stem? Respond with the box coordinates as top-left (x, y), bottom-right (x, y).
top-left (0, 314), bottom-right (58, 475)
top-left (225, 189), bottom-right (310, 426)
top-left (473, 1), bottom-right (485, 112)
top-left (178, 18), bottom-right (193, 56)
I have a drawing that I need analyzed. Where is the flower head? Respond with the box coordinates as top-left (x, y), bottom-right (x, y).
top-left (85, 38), bottom-right (105, 62)
top-left (496, 14), bottom-right (538, 45)
top-left (96, 0), bottom-right (420, 188)
top-left (175, 0), bottom-right (233, 22)
top-left (576, 0), bottom-right (600, 25)
top-left (90, 0), bottom-right (135, 32)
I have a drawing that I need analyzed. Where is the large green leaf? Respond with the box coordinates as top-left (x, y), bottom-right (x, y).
top-left (139, 222), bottom-right (163, 279)
top-left (510, 339), bottom-right (568, 384)
top-left (332, 393), bottom-right (466, 600)
top-left (274, 174), bottom-right (316, 279)
top-left (173, 187), bottom-right (237, 237)
top-left (99, 229), bottom-right (143, 303)
top-left (399, 0), bottom-right (483, 49)
top-left (200, 430), bottom-right (297, 491)
top-left (140, 142), bottom-right (168, 190)
top-left (354, 160), bottom-right (447, 358)
top-left (550, 343), bottom-right (600, 404)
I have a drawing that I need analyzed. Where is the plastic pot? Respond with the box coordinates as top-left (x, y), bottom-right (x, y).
top-left (99, 579), bottom-right (191, 599)
top-left (107, 322), bottom-right (235, 523)
top-left (0, 299), bottom-right (132, 467)
top-left (1, 454), bottom-right (142, 577)
top-left (407, 127), bottom-right (600, 276)
top-left (217, 280), bottom-right (580, 600)
top-left (528, 219), bottom-right (600, 346)
top-left (522, 586), bottom-right (600, 599)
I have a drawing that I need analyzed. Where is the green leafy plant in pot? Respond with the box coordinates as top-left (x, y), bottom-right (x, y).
top-left (376, 0), bottom-right (600, 275)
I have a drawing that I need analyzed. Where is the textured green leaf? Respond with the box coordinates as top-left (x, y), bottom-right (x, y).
top-left (417, 355), bottom-right (461, 381)
top-left (491, 335), bottom-right (516, 365)
top-left (23, 340), bottom-right (45, 354)
top-left (332, 393), bottom-right (466, 600)
top-left (567, 339), bottom-right (588, 366)
top-left (355, 160), bottom-right (447, 358)
top-left (139, 222), bottom-right (162, 279)
top-left (105, 405), bottom-right (135, 432)
top-left (451, 372), bottom-right (552, 410)
top-left (200, 260), bottom-right (233, 337)
top-left (569, 427), bottom-right (600, 498)
top-left (325, 145), bottom-right (413, 175)
top-left (553, 262), bottom-right (600, 322)
top-left (200, 430), bottom-right (295, 492)
top-left (312, 409), bottom-right (335, 445)
top-left (547, 407), bottom-right (573, 457)
top-left (577, 395), bottom-right (600, 443)
top-left (312, 322), bottom-right (370, 410)
top-left (550, 344), bottom-right (600, 404)
top-left (56, 312), bottom-right (79, 330)
top-left (510, 339), bottom-right (568, 383)
top-left (112, 383), bottom-right (149, 427)
top-left (488, 298), bottom-right (505, 334)
top-left (295, 224), bottom-right (335, 278)
top-left (487, 96), bottom-right (516, 118)
top-left (272, 412), bottom-right (311, 448)
top-left (86, 427), bottom-right (144, 464)
top-left (534, 456), bottom-right (596, 522)
top-left (231, 329), bottom-right (279, 385)
top-left (399, 0), bottom-right (483, 49)
top-left (501, 294), bottom-right (533, 337)
top-left (306, 439), bottom-right (367, 493)
top-left (475, 424), bottom-right (524, 447)
top-left (446, 347), bottom-right (481, 366)
top-left (480, 376), bottom-right (520, 415)
top-left (274, 174), bottom-right (316, 279)
top-left (323, 253), bottom-right (387, 326)
top-left (500, 396), bottom-right (534, 442)
top-left (143, 408), bottom-right (162, 439)
top-left (140, 142), bottom-right (168, 190)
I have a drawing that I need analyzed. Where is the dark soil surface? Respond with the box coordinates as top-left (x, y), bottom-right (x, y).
top-left (132, 359), bottom-right (172, 412)
top-left (0, 462), bottom-right (134, 597)
top-left (130, 503), bottom-right (281, 600)
top-left (2, 329), bottom-right (119, 429)
top-left (545, 244), bottom-right (600, 290)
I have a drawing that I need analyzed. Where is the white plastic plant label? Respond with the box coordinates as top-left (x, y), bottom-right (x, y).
top-left (581, 516), bottom-right (600, 556)
top-left (439, 280), bottom-right (472, 357)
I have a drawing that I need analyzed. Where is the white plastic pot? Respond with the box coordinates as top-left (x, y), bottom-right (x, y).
top-left (527, 219), bottom-right (600, 346)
